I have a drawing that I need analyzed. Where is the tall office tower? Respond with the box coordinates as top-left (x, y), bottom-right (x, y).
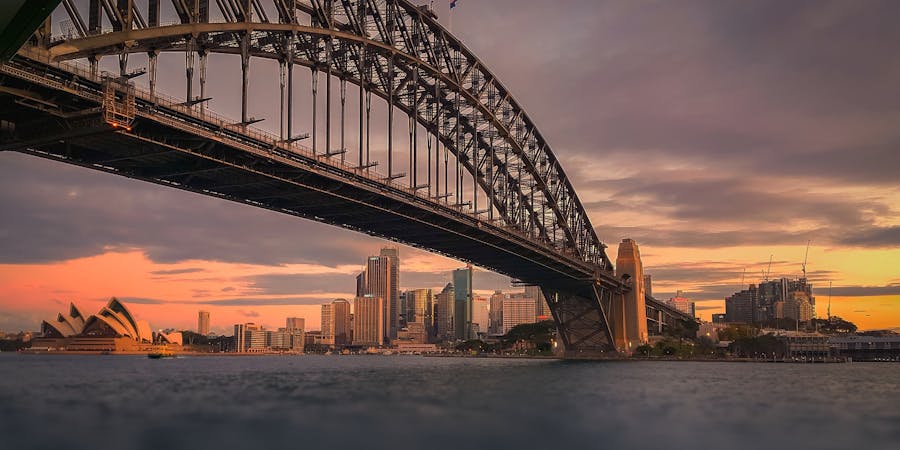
top-left (643, 275), bottom-right (653, 298)
top-left (435, 283), bottom-right (455, 341)
top-left (501, 297), bottom-right (536, 334)
top-left (321, 303), bottom-right (335, 346)
top-left (198, 310), bottom-right (210, 335)
top-left (754, 277), bottom-right (815, 322)
top-left (725, 284), bottom-right (757, 324)
top-left (245, 323), bottom-right (267, 351)
top-left (284, 319), bottom-right (305, 350)
top-left (359, 254), bottom-right (394, 343)
top-left (355, 271), bottom-right (366, 297)
top-left (525, 285), bottom-right (551, 320)
top-left (332, 299), bottom-right (352, 346)
top-left (452, 266), bottom-right (473, 340)
top-left (399, 291), bottom-right (408, 328)
top-left (667, 296), bottom-right (696, 318)
top-left (285, 317), bottom-right (305, 332)
top-left (234, 323), bottom-right (264, 352)
top-left (489, 290), bottom-right (506, 334)
top-left (471, 296), bottom-right (489, 335)
top-left (616, 239), bottom-right (648, 349)
top-left (233, 323), bottom-right (245, 352)
top-left (353, 295), bottom-right (384, 346)
top-left (405, 288), bottom-right (433, 337)
top-left (380, 247), bottom-right (400, 339)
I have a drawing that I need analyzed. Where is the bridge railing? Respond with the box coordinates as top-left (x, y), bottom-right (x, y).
top-left (12, 45), bottom-right (591, 270)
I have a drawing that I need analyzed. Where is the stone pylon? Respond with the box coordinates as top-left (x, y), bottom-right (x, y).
top-left (615, 239), bottom-right (648, 351)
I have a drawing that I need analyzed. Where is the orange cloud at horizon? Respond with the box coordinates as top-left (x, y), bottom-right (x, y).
top-left (0, 247), bottom-right (896, 334)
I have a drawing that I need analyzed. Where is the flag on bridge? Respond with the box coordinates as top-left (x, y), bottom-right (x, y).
top-left (450, 0), bottom-right (458, 9)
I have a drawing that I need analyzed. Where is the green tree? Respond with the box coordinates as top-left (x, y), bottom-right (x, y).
top-left (717, 325), bottom-right (759, 341)
top-left (635, 344), bottom-right (654, 357)
top-left (501, 320), bottom-right (556, 354)
top-left (810, 317), bottom-right (857, 334)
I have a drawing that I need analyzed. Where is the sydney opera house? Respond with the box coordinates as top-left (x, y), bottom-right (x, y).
top-left (33, 297), bottom-right (180, 352)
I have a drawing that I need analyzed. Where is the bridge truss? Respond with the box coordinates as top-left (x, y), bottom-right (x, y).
top-left (0, 1), bottom-right (696, 356)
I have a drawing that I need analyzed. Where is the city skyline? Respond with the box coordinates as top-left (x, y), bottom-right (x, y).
top-left (1, 1), bottom-right (898, 334)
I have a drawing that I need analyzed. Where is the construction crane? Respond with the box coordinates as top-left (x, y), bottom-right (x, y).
top-left (764, 255), bottom-right (773, 282)
top-left (828, 281), bottom-right (833, 321)
top-left (801, 240), bottom-right (811, 280)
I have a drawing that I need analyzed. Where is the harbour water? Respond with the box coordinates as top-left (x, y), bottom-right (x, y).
top-left (0, 354), bottom-right (896, 450)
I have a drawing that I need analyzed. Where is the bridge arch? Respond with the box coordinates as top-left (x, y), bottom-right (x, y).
top-left (0, 0), bottom-right (698, 356)
top-left (45, 1), bottom-right (611, 271)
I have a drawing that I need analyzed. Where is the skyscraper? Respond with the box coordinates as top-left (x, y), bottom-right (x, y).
top-left (380, 247), bottom-right (400, 339)
top-left (472, 296), bottom-right (489, 335)
top-left (435, 283), bottom-right (455, 341)
top-left (489, 290), bottom-right (506, 334)
top-left (405, 288), bottom-right (433, 337)
top-left (285, 317), bottom-right (305, 332)
top-left (233, 323), bottom-right (264, 352)
top-left (452, 266), bottom-right (473, 340)
top-left (332, 299), bottom-right (352, 346)
top-left (355, 271), bottom-right (366, 297)
top-left (501, 297), bottom-right (536, 334)
top-left (321, 303), bottom-right (335, 346)
top-left (616, 239), bottom-right (648, 349)
top-left (398, 290), bottom-right (408, 328)
top-left (667, 296), bottom-right (696, 318)
top-left (198, 310), bottom-right (210, 335)
top-left (643, 274), bottom-right (653, 298)
top-left (353, 295), bottom-right (384, 346)
top-left (726, 285), bottom-right (757, 324)
top-left (358, 254), bottom-right (394, 343)
top-left (525, 285), bottom-right (550, 320)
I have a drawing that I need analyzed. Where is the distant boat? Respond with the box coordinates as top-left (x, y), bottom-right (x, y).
top-left (147, 350), bottom-right (175, 359)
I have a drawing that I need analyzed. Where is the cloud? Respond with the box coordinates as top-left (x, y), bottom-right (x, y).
top-left (828, 284), bottom-right (900, 297)
top-left (244, 273), bottom-right (357, 296)
top-left (149, 268), bottom-right (206, 276)
top-left (237, 310), bottom-right (260, 318)
top-left (695, 304), bottom-right (723, 311)
top-left (1, 0), bottom-right (898, 314)
top-left (119, 297), bottom-right (167, 305)
top-left (837, 226), bottom-right (900, 248)
top-left (0, 152), bottom-right (381, 266)
top-left (243, 265), bottom-right (513, 298)
top-left (205, 297), bottom-right (336, 306)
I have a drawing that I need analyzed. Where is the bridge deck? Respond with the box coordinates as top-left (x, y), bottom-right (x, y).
top-left (0, 50), bottom-right (612, 293)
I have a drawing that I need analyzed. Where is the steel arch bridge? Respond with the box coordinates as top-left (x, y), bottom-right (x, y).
top-left (1, 1), bottom-right (688, 356)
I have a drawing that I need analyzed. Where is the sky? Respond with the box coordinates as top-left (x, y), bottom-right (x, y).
top-left (1, 0), bottom-right (898, 334)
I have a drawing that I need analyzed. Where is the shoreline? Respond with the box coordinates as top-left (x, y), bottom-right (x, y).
top-left (8, 351), bottom-right (876, 363)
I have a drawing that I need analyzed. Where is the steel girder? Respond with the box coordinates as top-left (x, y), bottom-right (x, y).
top-left (543, 283), bottom-right (618, 355)
top-left (0, 52), bottom-right (605, 286)
top-left (45, 0), bottom-right (613, 273)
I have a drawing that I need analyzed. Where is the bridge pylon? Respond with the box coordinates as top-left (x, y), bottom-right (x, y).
top-left (542, 280), bottom-right (622, 358)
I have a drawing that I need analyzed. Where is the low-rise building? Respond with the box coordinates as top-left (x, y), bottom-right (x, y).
top-left (697, 322), bottom-right (729, 342)
top-left (769, 330), bottom-right (829, 360)
top-left (828, 335), bottom-right (900, 361)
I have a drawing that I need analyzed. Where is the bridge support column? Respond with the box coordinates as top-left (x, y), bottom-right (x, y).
top-left (148, 50), bottom-right (158, 100)
top-left (199, 50), bottom-right (207, 115)
top-left (615, 238), bottom-right (648, 351)
top-left (240, 34), bottom-right (250, 127)
top-left (543, 283), bottom-right (618, 358)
